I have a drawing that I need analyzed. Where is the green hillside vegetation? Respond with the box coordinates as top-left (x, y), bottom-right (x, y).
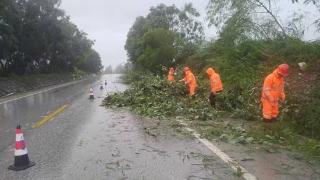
top-left (104, 1), bottom-right (320, 158)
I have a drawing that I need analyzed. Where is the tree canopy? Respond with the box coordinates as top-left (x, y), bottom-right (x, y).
top-left (0, 0), bottom-right (102, 75)
top-left (125, 3), bottom-right (204, 73)
top-left (206, 0), bottom-right (307, 44)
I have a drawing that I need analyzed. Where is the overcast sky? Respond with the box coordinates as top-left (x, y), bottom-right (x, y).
top-left (60, 0), bottom-right (319, 68)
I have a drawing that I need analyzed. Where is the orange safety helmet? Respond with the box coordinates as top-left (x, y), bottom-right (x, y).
top-left (277, 64), bottom-right (289, 77)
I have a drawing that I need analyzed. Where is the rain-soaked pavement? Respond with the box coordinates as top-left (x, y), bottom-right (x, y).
top-left (0, 74), bottom-right (238, 180)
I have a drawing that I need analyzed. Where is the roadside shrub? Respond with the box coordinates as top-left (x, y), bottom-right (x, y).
top-left (104, 75), bottom-right (220, 121)
top-left (285, 82), bottom-right (320, 139)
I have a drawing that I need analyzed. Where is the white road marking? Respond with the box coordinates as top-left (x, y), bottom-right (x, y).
top-left (0, 79), bottom-right (85, 105)
top-left (177, 119), bottom-right (257, 180)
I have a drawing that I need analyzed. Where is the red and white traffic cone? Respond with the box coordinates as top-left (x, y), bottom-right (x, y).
top-left (8, 125), bottom-right (35, 171)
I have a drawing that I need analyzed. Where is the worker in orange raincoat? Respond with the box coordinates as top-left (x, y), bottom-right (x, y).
top-left (167, 67), bottom-right (175, 82)
top-left (261, 64), bottom-right (289, 122)
top-left (206, 67), bottom-right (223, 107)
top-left (179, 67), bottom-right (197, 96)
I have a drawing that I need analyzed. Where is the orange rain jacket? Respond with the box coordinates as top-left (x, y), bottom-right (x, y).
top-left (181, 69), bottom-right (197, 96)
top-left (261, 68), bottom-right (286, 120)
top-left (206, 68), bottom-right (223, 93)
top-left (168, 68), bottom-right (175, 82)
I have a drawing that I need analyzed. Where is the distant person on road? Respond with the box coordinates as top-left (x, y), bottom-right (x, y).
top-left (167, 67), bottom-right (175, 83)
top-left (206, 67), bottom-right (223, 108)
top-left (261, 64), bottom-right (289, 122)
top-left (179, 67), bottom-right (197, 96)
top-left (100, 81), bottom-right (104, 90)
top-left (89, 87), bottom-right (94, 99)
top-left (105, 80), bottom-right (107, 86)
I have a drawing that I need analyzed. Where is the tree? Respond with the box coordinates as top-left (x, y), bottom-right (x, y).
top-left (138, 28), bottom-right (176, 73)
top-left (0, 0), bottom-right (102, 75)
top-left (295, 0), bottom-right (320, 31)
top-left (114, 64), bottom-right (126, 74)
top-left (206, 0), bottom-right (304, 43)
top-left (104, 65), bottom-right (113, 74)
top-left (125, 3), bottom-right (204, 72)
top-left (125, 17), bottom-right (147, 65)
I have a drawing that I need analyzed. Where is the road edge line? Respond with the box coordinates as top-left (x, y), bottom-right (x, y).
top-left (177, 119), bottom-right (257, 180)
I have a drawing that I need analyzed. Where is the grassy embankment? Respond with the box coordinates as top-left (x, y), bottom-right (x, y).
top-left (104, 39), bottom-right (320, 161)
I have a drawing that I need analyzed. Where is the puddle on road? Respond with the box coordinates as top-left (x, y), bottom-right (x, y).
top-left (61, 105), bottom-right (237, 180)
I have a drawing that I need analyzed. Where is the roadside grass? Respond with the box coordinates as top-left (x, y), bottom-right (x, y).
top-left (190, 118), bottom-right (320, 161)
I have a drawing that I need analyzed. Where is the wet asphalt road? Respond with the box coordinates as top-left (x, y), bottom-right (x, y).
top-left (0, 74), bottom-right (237, 180)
